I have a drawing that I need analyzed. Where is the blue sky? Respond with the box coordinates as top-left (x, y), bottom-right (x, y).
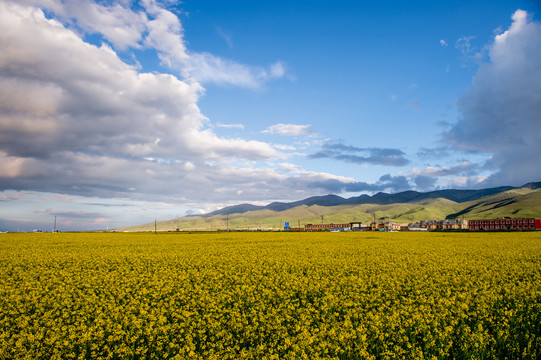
top-left (1, 0), bottom-right (540, 231)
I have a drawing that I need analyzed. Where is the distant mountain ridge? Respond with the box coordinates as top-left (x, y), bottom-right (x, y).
top-left (203, 184), bottom-right (538, 217)
top-left (120, 182), bottom-right (541, 232)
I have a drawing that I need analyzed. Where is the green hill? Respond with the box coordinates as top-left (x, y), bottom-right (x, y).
top-left (446, 188), bottom-right (541, 220)
top-left (118, 188), bottom-right (541, 232)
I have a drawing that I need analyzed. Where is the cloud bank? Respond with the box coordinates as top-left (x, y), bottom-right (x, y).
top-left (0, 0), bottom-right (373, 209)
top-left (310, 143), bottom-right (410, 167)
top-left (263, 123), bottom-right (313, 136)
top-left (445, 9), bottom-right (541, 187)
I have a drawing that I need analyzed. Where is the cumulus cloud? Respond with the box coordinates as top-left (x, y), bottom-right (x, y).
top-left (0, 0), bottom-right (375, 207)
top-left (309, 143), bottom-right (410, 166)
top-left (59, 0), bottom-right (148, 50)
top-left (0, 0), bottom-right (414, 215)
top-left (0, 0), bottom-right (354, 214)
top-left (19, 0), bottom-right (285, 88)
top-left (0, 1), bottom-right (281, 200)
top-left (141, 0), bottom-right (286, 87)
top-left (445, 9), bottom-right (541, 186)
top-left (407, 161), bottom-right (484, 190)
top-left (263, 123), bottom-right (313, 136)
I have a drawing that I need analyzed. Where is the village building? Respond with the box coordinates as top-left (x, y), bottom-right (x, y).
top-left (304, 223), bottom-right (351, 231)
top-left (469, 218), bottom-right (541, 231)
top-left (408, 219), bottom-right (468, 231)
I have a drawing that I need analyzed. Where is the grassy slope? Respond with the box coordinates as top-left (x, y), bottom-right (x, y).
top-left (119, 189), bottom-right (541, 231)
top-left (447, 188), bottom-right (541, 220)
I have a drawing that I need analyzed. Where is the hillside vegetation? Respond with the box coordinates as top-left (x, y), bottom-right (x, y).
top-left (121, 187), bottom-right (541, 232)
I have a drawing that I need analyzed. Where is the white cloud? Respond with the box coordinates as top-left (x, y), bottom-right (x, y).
top-left (455, 35), bottom-right (475, 55)
top-left (263, 123), bottom-right (312, 136)
top-left (440, 39), bottom-right (448, 47)
top-left (445, 9), bottom-right (541, 186)
top-left (455, 35), bottom-right (485, 65)
top-left (446, 175), bottom-right (488, 188)
top-left (20, 0), bottom-right (285, 88)
top-left (0, 1), bottom-right (281, 199)
top-left (409, 162), bottom-right (477, 178)
top-left (309, 143), bottom-right (410, 167)
top-left (278, 163), bottom-right (301, 172)
top-left (270, 61), bottom-right (286, 78)
top-left (65, 0), bottom-right (148, 50)
top-left (186, 53), bottom-right (285, 88)
top-left (183, 161), bottom-right (195, 171)
top-left (0, 2), bottom-right (371, 210)
top-left (141, 0), bottom-right (189, 66)
top-left (141, 0), bottom-right (285, 88)
top-left (215, 26), bottom-right (233, 49)
top-left (216, 123), bottom-right (245, 130)
top-left (273, 144), bottom-right (297, 151)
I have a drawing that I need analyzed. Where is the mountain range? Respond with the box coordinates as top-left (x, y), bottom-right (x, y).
top-left (120, 182), bottom-right (541, 231)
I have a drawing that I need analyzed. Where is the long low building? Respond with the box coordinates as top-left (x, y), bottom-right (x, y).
top-left (469, 218), bottom-right (541, 231)
top-left (408, 219), bottom-right (468, 231)
top-left (304, 223), bottom-right (351, 231)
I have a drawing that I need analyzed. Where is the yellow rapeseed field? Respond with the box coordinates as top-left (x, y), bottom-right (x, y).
top-left (1, 231), bottom-right (540, 359)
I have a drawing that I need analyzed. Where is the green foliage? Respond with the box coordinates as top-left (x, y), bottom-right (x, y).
top-left (1, 232), bottom-right (541, 359)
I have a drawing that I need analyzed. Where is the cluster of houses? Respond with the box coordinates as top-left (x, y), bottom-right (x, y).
top-left (286, 217), bottom-right (541, 232)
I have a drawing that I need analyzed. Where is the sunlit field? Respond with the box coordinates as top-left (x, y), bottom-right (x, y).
top-left (1, 231), bottom-right (540, 359)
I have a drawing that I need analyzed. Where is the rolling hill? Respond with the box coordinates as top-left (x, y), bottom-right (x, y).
top-left (119, 183), bottom-right (541, 231)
